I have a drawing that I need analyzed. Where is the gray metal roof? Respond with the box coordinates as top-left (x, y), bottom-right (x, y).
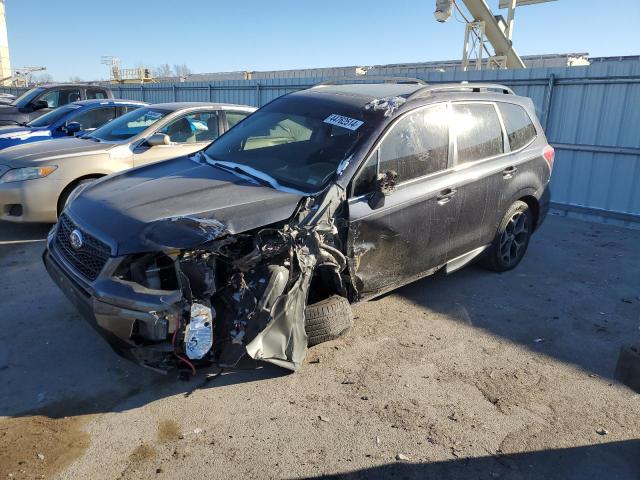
top-left (72, 99), bottom-right (147, 106)
top-left (148, 102), bottom-right (256, 111)
top-left (308, 83), bottom-right (424, 100)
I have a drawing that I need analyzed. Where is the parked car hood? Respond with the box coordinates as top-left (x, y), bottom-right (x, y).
top-left (67, 155), bottom-right (305, 256)
top-left (0, 125), bottom-right (52, 149)
top-left (0, 137), bottom-right (112, 168)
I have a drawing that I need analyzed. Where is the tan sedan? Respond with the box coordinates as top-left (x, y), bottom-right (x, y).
top-left (0, 102), bottom-right (255, 223)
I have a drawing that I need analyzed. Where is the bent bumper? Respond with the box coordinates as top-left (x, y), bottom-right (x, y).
top-left (43, 248), bottom-right (181, 368)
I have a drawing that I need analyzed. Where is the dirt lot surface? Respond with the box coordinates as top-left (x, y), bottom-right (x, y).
top-left (1, 215), bottom-right (639, 480)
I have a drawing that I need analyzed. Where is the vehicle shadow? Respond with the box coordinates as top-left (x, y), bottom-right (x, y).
top-left (301, 440), bottom-right (640, 480)
top-left (0, 220), bottom-right (51, 243)
top-left (390, 218), bottom-right (640, 379)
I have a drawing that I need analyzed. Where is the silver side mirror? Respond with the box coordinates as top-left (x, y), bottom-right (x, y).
top-left (146, 133), bottom-right (170, 147)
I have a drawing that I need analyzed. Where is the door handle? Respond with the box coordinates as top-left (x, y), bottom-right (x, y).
top-left (436, 188), bottom-right (457, 204)
top-left (502, 166), bottom-right (518, 178)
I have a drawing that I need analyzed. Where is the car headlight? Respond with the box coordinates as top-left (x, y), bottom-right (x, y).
top-left (0, 166), bottom-right (58, 183)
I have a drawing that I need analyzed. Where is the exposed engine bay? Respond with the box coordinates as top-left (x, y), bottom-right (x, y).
top-left (111, 185), bottom-right (349, 375)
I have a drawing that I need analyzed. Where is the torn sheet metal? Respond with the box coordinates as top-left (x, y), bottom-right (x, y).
top-left (245, 184), bottom-right (347, 370)
top-left (364, 96), bottom-right (407, 117)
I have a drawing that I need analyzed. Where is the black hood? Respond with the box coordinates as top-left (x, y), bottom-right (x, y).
top-left (67, 155), bottom-right (305, 255)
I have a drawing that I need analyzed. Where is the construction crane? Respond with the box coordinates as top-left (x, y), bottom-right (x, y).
top-left (101, 55), bottom-right (155, 84)
top-left (0, 66), bottom-right (46, 87)
top-left (434, 0), bottom-right (558, 70)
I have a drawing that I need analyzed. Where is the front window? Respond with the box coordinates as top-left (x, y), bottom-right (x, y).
top-left (158, 112), bottom-right (219, 143)
top-left (205, 96), bottom-right (379, 191)
top-left (39, 89), bottom-right (81, 109)
top-left (89, 107), bottom-right (171, 142)
top-left (11, 88), bottom-right (44, 108)
top-left (27, 104), bottom-right (81, 127)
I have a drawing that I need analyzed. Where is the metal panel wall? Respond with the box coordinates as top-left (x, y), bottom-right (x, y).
top-left (2, 63), bottom-right (639, 226)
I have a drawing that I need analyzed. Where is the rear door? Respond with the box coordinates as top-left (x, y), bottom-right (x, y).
top-left (132, 110), bottom-right (219, 166)
top-left (347, 103), bottom-right (460, 298)
top-left (445, 102), bottom-right (506, 261)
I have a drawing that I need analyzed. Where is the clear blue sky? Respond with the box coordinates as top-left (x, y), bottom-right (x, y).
top-left (6, 0), bottom-right (640, 81)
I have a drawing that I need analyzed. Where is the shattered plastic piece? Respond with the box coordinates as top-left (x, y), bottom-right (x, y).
top-left (596, 427), bottom-right (609, 435)
top-left (184, 303), bottom-right (214, 360)
top-left (364, 96), bottom-right (407, 117)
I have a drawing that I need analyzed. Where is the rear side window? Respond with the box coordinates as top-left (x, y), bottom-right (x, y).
top-left (226, 111), bottom-right (250, 129)
top-left (87, 89), bottom-right (108, 100)
top-left (117, 105), bottom-right (142, 116)
top-left (378, 104), bottom-right (449, 183)
top-left (452, 103), bottom-right (503, 164)
top-left (498, 102), bottom-right (537, 151)
top-left (71, 107), bottom-right (116, 130)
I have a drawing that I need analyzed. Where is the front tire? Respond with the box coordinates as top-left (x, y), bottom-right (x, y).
top-left (304, 295), bottom-right (353, 347)
top-left (481, 200), bottom-right (533, 272)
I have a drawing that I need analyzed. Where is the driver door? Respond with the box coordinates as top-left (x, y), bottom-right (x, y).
top-left (347, 103), bottom-right (461, 298)
top-left (133, 111), bottom-right (220, 167)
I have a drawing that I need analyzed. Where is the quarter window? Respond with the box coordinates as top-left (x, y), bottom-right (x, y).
top-left (86, 89), bottom-right (108, 100)
top-left (497, 102), bottom-right (537, 151)
top-left (452, 103), bottom-right (503, 164)
top-left (378, 104), bottom-right (449, 182)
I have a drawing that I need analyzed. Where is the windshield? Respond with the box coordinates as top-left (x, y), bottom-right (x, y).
top-left (204, 95), bottom-right (378, 191)
top-left (11, 88), bottom-right (45, 108)
top-left (27, 104), bottom-right (80, 127)
top-left (89, 107), bottom-right (170, 142)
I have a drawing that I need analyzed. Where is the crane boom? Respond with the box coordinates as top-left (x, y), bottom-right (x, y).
top-left (460, 0), bottom-right (525, 69)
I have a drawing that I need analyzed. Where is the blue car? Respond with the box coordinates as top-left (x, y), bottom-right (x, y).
top-left (0, 99), bottom-right (147, 150)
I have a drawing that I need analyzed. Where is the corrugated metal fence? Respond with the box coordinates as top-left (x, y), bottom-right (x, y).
top-left (3, 61), bottom-right (639, 226)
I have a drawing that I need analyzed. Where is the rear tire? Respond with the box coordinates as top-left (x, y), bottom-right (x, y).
top-left (304, 295), bottom-right (353, 347)
top-left (481, 200), bottom-right (533, 272)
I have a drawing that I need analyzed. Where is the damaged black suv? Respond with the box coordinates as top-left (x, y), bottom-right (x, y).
top-left (44, 79), bottom-right (554, 374)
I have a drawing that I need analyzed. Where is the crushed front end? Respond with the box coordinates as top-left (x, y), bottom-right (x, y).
top-left (44, 185), bottom-right (349, 375)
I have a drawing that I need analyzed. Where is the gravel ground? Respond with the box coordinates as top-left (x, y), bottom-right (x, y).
top-left (0, 214), bottom-right (639, 480)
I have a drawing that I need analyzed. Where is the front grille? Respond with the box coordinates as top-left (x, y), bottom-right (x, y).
top-left (54, 213), bottom-right (111, 281)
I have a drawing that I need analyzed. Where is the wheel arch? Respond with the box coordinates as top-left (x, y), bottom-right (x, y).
top-left (57, 174), bottom-right (106, 216)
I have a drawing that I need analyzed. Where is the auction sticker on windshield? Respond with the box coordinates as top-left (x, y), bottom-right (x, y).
top-left (324, 114), bottom-right (364, 131)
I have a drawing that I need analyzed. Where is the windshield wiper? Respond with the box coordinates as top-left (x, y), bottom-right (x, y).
top-left (202, 153), bottom-right (277, 189)
top-left (216, 162), bottom-right (273, 188)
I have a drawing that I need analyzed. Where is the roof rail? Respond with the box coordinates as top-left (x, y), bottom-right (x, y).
top-left (311, 76), bottom-right (427, 88)
top-left (407, 82), bottom-right (515, 100)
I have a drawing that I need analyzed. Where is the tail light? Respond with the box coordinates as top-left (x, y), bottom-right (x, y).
top-left (542, 145), bottom-right (555, 170)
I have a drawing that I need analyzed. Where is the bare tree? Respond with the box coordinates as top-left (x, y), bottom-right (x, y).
top-left (69, 75), bottom-right (84, 83)
top-left (173, 64), bottom-right (191, 78)
top-left (154, 64), bottom-right (173, 78)
top-left (31, 73), bottom-right (53, 85)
